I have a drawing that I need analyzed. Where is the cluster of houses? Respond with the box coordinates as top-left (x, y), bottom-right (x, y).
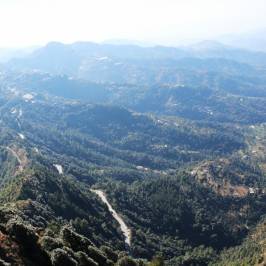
top-left (249, 187), bottom-right (265, 195)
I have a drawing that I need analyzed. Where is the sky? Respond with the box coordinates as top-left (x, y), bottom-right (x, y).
top-left (0, 0), bottom-right (266, 48)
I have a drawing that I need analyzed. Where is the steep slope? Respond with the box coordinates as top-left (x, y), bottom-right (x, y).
top-left (100, 167), bottom-right (266, 262)
top-left (0, 77), bottom-right (265, 265)
top-left (0, 135), bottom-right (144, 265)
top-left (212, 218), bottom-right (266, 265)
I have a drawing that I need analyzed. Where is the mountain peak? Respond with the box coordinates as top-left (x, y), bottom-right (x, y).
top-left (186, 40), bottom-right (230, 51)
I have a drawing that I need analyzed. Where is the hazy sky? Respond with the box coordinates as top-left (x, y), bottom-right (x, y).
top-left (0, 0), bottom-right (266, 47)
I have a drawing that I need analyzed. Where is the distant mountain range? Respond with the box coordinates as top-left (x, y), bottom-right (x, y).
top-left (1, 27), bottom-right (266, 64)
top-left (218, 28), bottom-right (266, 52)
top-left (0, 46), bottom-right (39, 63)
top-left (4, 40), bottom-right (266, 88)
top-left (0, 32), bottom-right (266, 265)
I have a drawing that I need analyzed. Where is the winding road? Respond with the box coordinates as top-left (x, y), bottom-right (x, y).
top-left (91, 189), bottom-right (131, 247)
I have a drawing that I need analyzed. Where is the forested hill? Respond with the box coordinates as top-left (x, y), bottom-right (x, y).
top-left (0, 85), bottom-right (265, 265)
top-left (0, 41), bottom-right (265, 265)
top-left (1, 69), bottom-right (266, 124)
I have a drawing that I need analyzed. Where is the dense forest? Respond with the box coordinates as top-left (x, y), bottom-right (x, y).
top-left (0, 42), bottom-right (265, 265)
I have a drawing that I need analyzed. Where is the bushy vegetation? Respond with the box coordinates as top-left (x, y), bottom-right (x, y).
top-left (101, 170), bottom-right (266, 261)
top-left (0, 43), bottom-right (266, 265)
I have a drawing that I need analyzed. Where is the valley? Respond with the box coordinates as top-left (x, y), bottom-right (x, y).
top-left (0, 41), bottom-right (265, 265)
